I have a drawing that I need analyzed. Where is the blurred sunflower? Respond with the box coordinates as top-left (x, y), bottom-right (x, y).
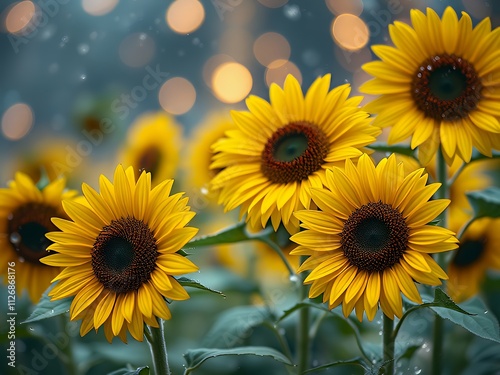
top-left (448, 218), bottom-right (500, 302)
top-left (361, 7), bottom-right (500, 165)
top-left (41, 165), bottom-right (199, 342)
top-left (291, 154), bottom-right (458, 321)
top-left (211, 74), bottom-right (380, 234)
top-left (397, 154), bottom-right (497, 233)
top-left (215, 223), bottom-right (299, 282)
top-left (0, 173), bottom-right (77, 303)
top-left (12, 138), bottom-right (86, 188)
top-left (119, 112), bottom-right (182, 186)
top-left (427, 157), bottom-right (497, 233)
top-left (183, 112), bottom-right (234, 205)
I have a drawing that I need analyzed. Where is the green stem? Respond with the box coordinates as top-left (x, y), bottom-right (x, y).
top-left (456, 216), bottom-right (475, 241)
top-left (59, 315), bottom-right (77, 375)
top-left (296, 287), bottom-right (310, 374)
top-left (435, 150), bottom-right (449, 267)
top-left (263, 321), bottom-right (294, 363)
top-left (382, 314), bottom-right (395, 375)
top-left (296, 255), bottom-right (310, 375)
top-left (432, 150), bottom-right (448, 375)
top-left (145, 319), bottom-right (171, 375)
top-left (431, 315), bottom-right (443, 375)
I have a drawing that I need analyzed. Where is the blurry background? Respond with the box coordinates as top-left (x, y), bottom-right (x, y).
top-left (1, 0), bottom-right (499, 188)
top-left (2, 1), bottom-right (500, 374)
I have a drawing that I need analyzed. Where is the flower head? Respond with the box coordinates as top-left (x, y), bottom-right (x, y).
top-left (361, 7), bottom-right (500, 165)
top-left (183, 111), bottom-right (235, 205)
top-left (0, 173), bottom-right (77, 303)
top-left (119, 112), bottom-right (182, 185)
top-left (291, 154), bottom-right (458, 320)
top-left (448, 218), bottom-right (500, 302)
top-left (211, 74), bottom-right (380, 234)
top-left (41, 165), bottom-right (199, 342)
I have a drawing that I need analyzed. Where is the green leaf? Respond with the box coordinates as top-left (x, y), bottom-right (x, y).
top-left (430, 288), bottom-right (474, 315)
top-left (22, 283), bottom-right (72, 324)
top-left (183, 346), bottom-right (293, 374)
top-left (431, 295), bottom-right (500, 343)
top-left (277, 301), bottom-right (331, 322)
top-left (107, 367), bottom-right (149, 375)
top-left (202, 306), bottom-right (273, 348)
top-left (177, 277), bottom-right (226, 298)
top-left (396, 344), bottom-right (421, 361)
top-left (186, 221), bottom-right (249, 248)
top-left (466, 187), bottom-right (500, 220)
top-left (366, 143), bottom-right (416, 158)
top-left (303, 357), bottom-right (365, 373)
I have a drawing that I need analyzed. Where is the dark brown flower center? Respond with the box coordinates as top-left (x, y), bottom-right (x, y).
top-left (261, 122), bottom-right (328, 184)
top-left (92, 217), bottom-right (158, 294)
top-left (452, 239), bottom-right (486, 267)
top-left (412, 54), bottom-right (482, 121)
top-left (340, 201), bottom-right (409, 272)
top-left (7, 202), bottom-right (58, 264)
top-left (138, 146), bottom-right (162, 177)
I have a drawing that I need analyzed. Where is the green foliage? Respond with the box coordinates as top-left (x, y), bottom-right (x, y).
top-left (186, 221), bottom-right (250, 248)
top-left (107, 367), bottom-right (149, 375)
top-left (183, 346), bottom-right (293, 374)
top-left (466, 187), bottom-right (500, 220)
top-left (431, 295), bottom-right (500, 344)
top-left (22, 283), bottom-right (72, 324)
top-left (201, 305), bottom-right (274, 348)
top-left (366, 143), bottom-right (416, 158)
top-left (177, 277), bottom-right (226, 298)
top-left (303, 357), bottom-right (365, 373)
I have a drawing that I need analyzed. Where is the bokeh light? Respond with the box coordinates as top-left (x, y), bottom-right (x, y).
top-left (325, 0), bottom-right (363, 16)
top-left (119, 32), bottom-right (156, 68)
top-left (4, 1), bottom-right (36, 34)
top-left (158, 77), bottom-right (196, 115)
top-left (212, 62), bottom-right (253, 103)
top-left (253, 32), bottom-right (291, 67)
top-left (1, 103), bottom-right (34, 140)
top-left (331, 14), bottom-right (369, 51)
top-left (166, 0), bottom-right (205, 35)
top-left (265, 60), bottom-right (302, 87)
top-left (203, 54), bottom-right (234, 88)
top-left (81, 0), bottom-right (119, 16)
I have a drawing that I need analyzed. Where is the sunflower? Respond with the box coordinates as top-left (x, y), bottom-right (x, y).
top-left (119, 112), bottom-right (182, 186)
top-left (183, 111), bottom-right (234, 205)
top-left (426, 156), bottom-right (497, 233)
top-left (360, 7), bottom-right (500, 166)
top-left (290, 154), bottom-right (458, 321)
top-left (0, 173), bottom-right (77, 303)
top-left (448, 218), bottom-right (500, 302)
top-left (12, 137), bottom-right (85, 188)
top-left (210, 74), bottom-right (381, 234)
top-left (41, 165), bottom-right (199, 342)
